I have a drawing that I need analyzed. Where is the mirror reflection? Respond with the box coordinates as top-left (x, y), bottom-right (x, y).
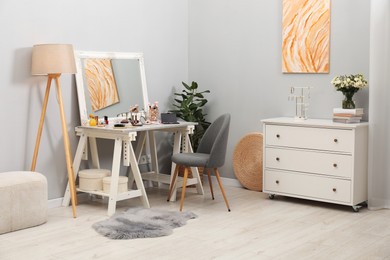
top-left (74, 51), bottom-right (149, 122)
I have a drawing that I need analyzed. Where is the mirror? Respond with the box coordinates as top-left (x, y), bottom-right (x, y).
top-left (74, 51), bottom-right (149, 122)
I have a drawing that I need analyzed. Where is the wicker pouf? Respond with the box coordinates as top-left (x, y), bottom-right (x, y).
top-left (233, 133), bottom-right (263, 191)
top-left (0, 171), bottom-right (48, 234)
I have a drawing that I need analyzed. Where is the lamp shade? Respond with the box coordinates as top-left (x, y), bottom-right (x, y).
top-left (31, 44), bottom-right (77, 75)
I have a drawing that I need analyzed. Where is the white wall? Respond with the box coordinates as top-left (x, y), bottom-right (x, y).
top-left (188, 0), bottom-right (370, 179)
top-left (0, 0), bottom-right (188, 199)
top-left (368, 0), bottom-right (390, 209)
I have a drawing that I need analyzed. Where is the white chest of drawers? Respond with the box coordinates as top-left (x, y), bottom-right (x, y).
top-left (262, 117), bottom-right (368, 211)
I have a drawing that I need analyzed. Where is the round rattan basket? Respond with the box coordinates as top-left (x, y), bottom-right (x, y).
top-left (233, 132), bottom-right (263, 191)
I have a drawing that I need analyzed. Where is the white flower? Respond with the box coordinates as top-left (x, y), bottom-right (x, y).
top-left (331, 74), bottom-right (368, 91)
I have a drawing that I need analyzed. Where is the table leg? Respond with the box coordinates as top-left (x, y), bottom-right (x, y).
top-left (148, 131), bottom-right (159, 187)
top-left (134, 132), bottom-right (147, 162)
top-left (89, 137), bottom-right (100, 169)
top-left (107, 138), bottom-right (122, 216)
top-left (184, 132), bottom-right (204, 195)
top-left (127, 132), bottom-right (147, 187)
top-left (128, 141), bottom-right (150, 208)
top-left (62, 134), bottom-right (87, 207)
top-left (169, 130), bottom-right (182, 201)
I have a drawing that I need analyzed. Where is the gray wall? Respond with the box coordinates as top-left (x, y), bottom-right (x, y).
top-left (0, 0), bottom-right (188, 199)
top-left (188, 0), bottom-right (370, 179)
top-left (0, 0), bottom-right (371, 199)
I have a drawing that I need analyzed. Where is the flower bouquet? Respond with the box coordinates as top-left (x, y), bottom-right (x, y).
top-left (331, 74), bottom-right (368, 109)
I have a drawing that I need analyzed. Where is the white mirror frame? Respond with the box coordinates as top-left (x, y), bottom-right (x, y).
top-left (74, 51), bottom-right (149, 122)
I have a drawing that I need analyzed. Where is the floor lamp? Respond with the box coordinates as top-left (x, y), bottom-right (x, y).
top-left (31, 44), bottom-right (78, 218)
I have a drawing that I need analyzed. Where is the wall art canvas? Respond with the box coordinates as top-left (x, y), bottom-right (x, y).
top-left (84, 58), bottom-right (119, 112)
top-left (282, 0), bottom-right (330, 73)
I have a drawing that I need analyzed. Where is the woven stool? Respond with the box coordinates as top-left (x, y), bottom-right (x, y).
top-left (0, 171), bottom-right (48, 234)
top-left (233, 132), bottom-right (263, 191)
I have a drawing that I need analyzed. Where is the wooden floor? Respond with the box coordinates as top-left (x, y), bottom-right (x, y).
top-left (1, 185), bottom-right (390, 260)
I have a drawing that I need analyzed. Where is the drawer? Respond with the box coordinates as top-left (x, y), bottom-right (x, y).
top-left (265, 147), bottom-right (352, 178)
top-left (264, 170), bottom-right (351, 204)
top-left (265, 125), bottom-right (353, 153)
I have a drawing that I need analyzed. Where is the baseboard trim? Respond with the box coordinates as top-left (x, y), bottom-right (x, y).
top-left (48, 193), bottom-right (89, 209)
top-left (224, 176), bottom-right (242, 187)
top-left (48, 197), bottom-right (64, 209)
top-left (206, 175), bottom-right (242, 188)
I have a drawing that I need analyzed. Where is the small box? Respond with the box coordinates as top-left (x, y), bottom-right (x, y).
top-left (161, 113), bottom-right (178, 124)
top-left (78, 169), bottom-right (111, 191)
top-left (103, 176), bottom-right (128, 194)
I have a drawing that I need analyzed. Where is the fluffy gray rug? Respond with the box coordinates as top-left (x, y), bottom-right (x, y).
top-left (92, 207), bottom-right (198, 239)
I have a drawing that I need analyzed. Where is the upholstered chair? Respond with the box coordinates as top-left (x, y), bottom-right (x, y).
top-left (167, 114), bottom-right (231, 211)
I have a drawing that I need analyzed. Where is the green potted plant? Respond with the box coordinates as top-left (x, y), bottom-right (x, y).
top-left (171, 81), bottom-right (211, 151)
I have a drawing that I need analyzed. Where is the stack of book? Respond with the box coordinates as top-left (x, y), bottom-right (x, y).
top-left (332, 108), bottom-right (363, 123)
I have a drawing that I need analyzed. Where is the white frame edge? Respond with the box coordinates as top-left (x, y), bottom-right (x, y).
top-left (74, 50), bottom-right (150, 122)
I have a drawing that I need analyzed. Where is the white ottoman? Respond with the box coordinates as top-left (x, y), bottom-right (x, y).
top-left (0, 171), bottom-right (48, 234)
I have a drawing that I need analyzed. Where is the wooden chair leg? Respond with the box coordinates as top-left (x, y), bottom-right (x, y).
top-left (206, 168), bottom-right (215, 200)
top-left (167, 164), bottom-right (180, 201)
top-left (179, 167), bottom-right (189, 211)
top-left (214, 168), bottom-right (231, 212)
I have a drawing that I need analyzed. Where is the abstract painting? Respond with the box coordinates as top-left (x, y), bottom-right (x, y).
top-left (84, 58), bottom-right (119, 111)
top-left (282, 0), bottom-right (330, 73)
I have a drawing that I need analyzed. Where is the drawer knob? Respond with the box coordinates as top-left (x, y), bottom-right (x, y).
top-left (276, 157), bottom-right (280, 162)
top-left (276, 180), bottom-right (279, 184)
top-left (334, 138), bottom-right (338, 143)
top-left (276, 134), bottom-right (280, 138)
top-left (333, 188), bottom-right (337, 192)
top-left (333, 163), bottom-right (338, 168)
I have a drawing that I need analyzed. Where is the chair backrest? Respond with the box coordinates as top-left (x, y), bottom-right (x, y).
top-left (197, 114), bottom-right (231, 168)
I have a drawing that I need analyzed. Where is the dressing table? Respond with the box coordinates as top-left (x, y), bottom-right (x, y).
top-left (62, 121), bottom-right (202, 216)
top-left (61, 51), bottom-right (203, 216)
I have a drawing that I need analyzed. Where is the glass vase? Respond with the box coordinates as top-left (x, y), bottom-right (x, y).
top-left (342, 92), bottom-right (355, 109)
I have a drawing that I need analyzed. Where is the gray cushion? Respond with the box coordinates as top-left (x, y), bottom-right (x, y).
top-left (172, 153), bottom-right (210, 167)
